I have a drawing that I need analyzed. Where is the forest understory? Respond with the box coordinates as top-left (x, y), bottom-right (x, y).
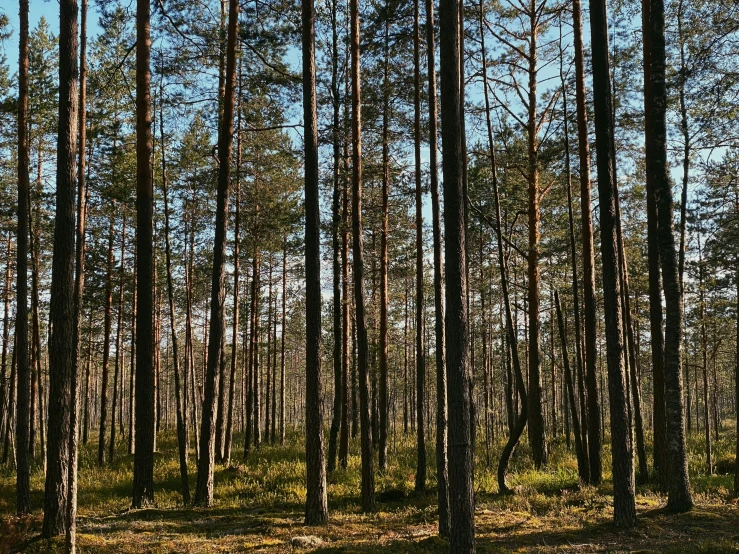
top-left (2, 428), bottom-right (738, 554)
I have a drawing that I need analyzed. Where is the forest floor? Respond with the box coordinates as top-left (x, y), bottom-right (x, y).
top-left (1, 425), bottom-right (738, 553)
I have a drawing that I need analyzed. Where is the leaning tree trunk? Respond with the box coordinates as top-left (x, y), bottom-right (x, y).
top-left (428, 0), bottom-right (449, 535)
top-left (43, 0), bottom-right (78, 535)
top-left (646, 0), bottom-right (693, 513)
top-left (480, 0), bottom-right (527, 496)
top-left (302, 0), bottom-right (329, 524)
top-left (588, 0), bottom-right (637, 527)
top-left (132, 0), bottom-right (156, 508)
top-left (439, 0), bottom-right (475, 547)
top-left (194, 0), bottom-right (238, 507)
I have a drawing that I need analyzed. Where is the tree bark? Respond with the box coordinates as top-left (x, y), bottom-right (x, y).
top-left (572, 0), bottom-right (601, 485)
top-left (99, 221), bottom-right (115, 466)
top-left (588, 0), bottom-right (637, 527)
top-left (350, 0), bottom-right (375, 512)
top-left (642, 0), bottom-right (668, 491)
top-left (302, 0), bottom-right (329, 523)
top-left (194, 0), bottom-right (238, 507)
top-left (429, 0), bottom-right (448, 534)
top-left (646, 0), bottom-right (693, 513)
top-left (110, 219), bottom-right (127, 463)
top-left (413, 0), bottom-right (426, 493)
top-left (439, 0), bottom-right (474, 546)
top-left (132, 0), bottom-right (156, 507)
top-left (42, 0), bottom-right (78, 534)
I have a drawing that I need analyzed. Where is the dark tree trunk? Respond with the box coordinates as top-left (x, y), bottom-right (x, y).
top-left (439, 0), bottom-right (474, 547)
top-left (350, 0), bottom-right (376, 512)
top-left (588, 0), bottom-right (637, 527)
top-left (110, 220), bottom-right (126, 463)
top-left (302, 0), bottom-right (329, 524)
top-left (280, 245), bottom-right (287, 446)
top-left (646, 0), bottom-right (693, 513)
top-left (429, 0), bottom-right (448, 534)
top-left (413, 0), bottom-right (426, 493)
top-left (224, 102), bottom-right (242, 464)
top-left (327, 0), bottom-right (343, 474)
top-left (43, 0), bottom-right (78, 535)
top-left (132, 0), bottom-right (156, 508)
top-left (572, 0), bottom-right (601, 485)
top-left (15, 0), bottom-right (31, 511)
top-left (194, 0), bottom-right (238, 507)
top-left (377, 11), bottom-right (390, 474)
top-left (642, 0), bottom-right (668, 491)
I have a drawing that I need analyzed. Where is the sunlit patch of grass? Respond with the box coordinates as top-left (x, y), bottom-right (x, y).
top-left (1, 425), bottom-right (738, 552)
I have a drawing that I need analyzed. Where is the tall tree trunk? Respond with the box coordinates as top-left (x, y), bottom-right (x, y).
top-left (302, 0), bottom-right (329, 524)
top-left (377, 10), bottom-right (390, 474)
top-left (327, 0), bottom-right (343, 474)
top-left (99, 221), bottom-right (115, 466)
top-left (161, 100), bottom-right (190, 504)
top-left (642, 0), bottom-right (668, 491)
top-left (588, 0), bottom-right (637, 527)
top-left (15, 0), bottom-right (31, 517)
top-left (413, 0), bottom-right (426, 492)
top-left (0, 236), bottom-right (11, 455)
top-left (428, 0), bottom-right (448, 534)
top-left (439, 0), bottom-right (474, 547)
top-left (646, 0), bottom-right (693, 513)
top-left (350, 0), bottom-right (375, 512)
top-left (264, 258), bottom-right (273, 444)
top-left (194, 0), bottom-right (238, 507)
top-left (573, 0), bottom-right (601, 485)
top-left (132, 0), bottom-right (156, 507)
top-left (280, 244), bottom-right (287, 446)
top-left (526, 0), bottom-right (546, 470)
top-left (128, 243), bottom-right (137, 455)
top-left (480, 1), bottom-right (527, 496)
top-left (224, 97), bottom-right (242, 464)
top-left (697, 230), bottom-right (711, 474)
top-left (42, 0), bottom-right (78, 534)
top-left (558, 25), bottom-right (589, 478)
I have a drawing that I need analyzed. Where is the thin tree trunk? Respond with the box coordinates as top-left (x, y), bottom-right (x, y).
top-left (15, 0), bottom-right (32, 516)
top-left (280, 244), bottom-right (287, 446)
top-left (377, 9), bottom-right (390, 474)
top-left (302, 0), bottom-right (329, 523)
top-left (194, 0), bottom-right (238, 507)
top-left (698, 229), bottom-right (711, 474)
top-left (224, 95), bottom-right (242, 464)
top-left (350, 0), bottom-right (375, 512)
top-left (161, 98), bottom-right (190, 504)
top-left (328, 0), bottom-right (343, 473)
top-left (555, 292), bottom-right (587, 482)
top-left (573, 0), bottom-right (601, 485)
top-left (110, 219), bottom-right (127, 462)
top-left (99, 221), bottom-right (115, 466)
top-left (413, 0), bottom-right (426, 493)
top-left (428, 0), bottom-right (448, 534)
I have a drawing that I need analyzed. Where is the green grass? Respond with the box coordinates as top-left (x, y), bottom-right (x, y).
top-left (1, 424), bottom-right (738, 553)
